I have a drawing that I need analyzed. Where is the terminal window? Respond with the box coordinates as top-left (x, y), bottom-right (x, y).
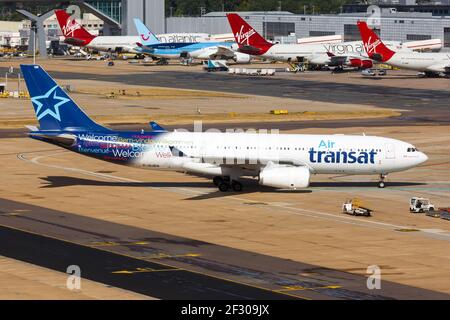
top-left (309, 31), bottom-right (335, 37)
top-left (406, 34), bottom-right (432, 41)
top-left (86, 0), bottom-right (122, 24)
top-left (344, 24), bottom-right (379, 41)
top-left (445, 28), bottom-right (450, 47)
top-left (263, 22), bottom-right (295, 40)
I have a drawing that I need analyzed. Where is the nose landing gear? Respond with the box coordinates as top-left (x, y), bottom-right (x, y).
top-left (213, 176), bottom-right (243, 192)
top-left (378, 174), bottom-right (387, 188)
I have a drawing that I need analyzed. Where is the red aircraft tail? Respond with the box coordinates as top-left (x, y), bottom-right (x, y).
top-left (55, 9), bottom-right (96, 46)
top-left (226, 13), bottom-right (272, 55)
top-left (357, 21), bottom-right (395, 62)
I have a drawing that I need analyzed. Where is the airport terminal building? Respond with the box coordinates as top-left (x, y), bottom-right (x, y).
top-left (0, 0), bottom-right (449, 55)
top-left (166, 10), bottom-right (450, 50)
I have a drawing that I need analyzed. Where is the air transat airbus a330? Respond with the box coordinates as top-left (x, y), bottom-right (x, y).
top-left (21, 65), bottom-right (427, 191)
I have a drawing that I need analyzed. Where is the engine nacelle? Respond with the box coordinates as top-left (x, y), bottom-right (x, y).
top-left (259, 166), bottom-right (310, 189)
top-left (348, 58), bottom-right (372, 69)
top-left (233, 52), bottom-right (251, 64)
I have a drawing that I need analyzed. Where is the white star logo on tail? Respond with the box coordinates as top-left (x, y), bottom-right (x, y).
top-left (31, 85), bottom-right (70, 121)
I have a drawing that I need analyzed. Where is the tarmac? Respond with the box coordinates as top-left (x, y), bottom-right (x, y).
top-left (0, 58), bottom-right (449, 299)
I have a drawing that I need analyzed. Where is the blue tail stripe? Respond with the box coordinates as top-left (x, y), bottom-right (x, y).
top-left (20, 64), bottom-right (107, 132)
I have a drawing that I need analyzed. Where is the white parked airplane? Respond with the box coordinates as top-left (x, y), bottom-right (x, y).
top-left (358, 21), bottom-right (450, 76)
top-left (227, 13), bottom-right (441, 69)
top-left (55, 10), bottom-right (211, 54)
top-left (21, 64), bottom-right (428, 192)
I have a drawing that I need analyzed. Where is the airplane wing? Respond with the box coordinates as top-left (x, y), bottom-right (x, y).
top-left (168, 145), bottom-right (311, 174)
top-left (213, 45), bottom-right (235, 58)
top-left (325, 52), bottom-right (373, 68)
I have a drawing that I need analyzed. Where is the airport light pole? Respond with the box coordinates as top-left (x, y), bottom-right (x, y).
top-left (32, 23), bottom-right (36, 65)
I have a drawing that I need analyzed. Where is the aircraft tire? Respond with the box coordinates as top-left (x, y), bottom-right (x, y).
top-left (218, 182), bottom-right (229, 192)
top-left (231, 181), bottom-right (243, 192)
top-left (213, 176), bottom-right (223, 187)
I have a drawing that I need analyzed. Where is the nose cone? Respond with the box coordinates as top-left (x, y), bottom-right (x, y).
top-left (419, 152), bottom-right (428, 164)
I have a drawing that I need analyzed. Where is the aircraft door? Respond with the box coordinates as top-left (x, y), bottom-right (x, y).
top-left (385, 143), bottom-right (395, 159)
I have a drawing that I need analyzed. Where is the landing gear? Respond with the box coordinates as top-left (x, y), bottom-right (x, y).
top-left (231, 180), bottom-right (243, 192)
top-left (218, 182), bottom-right (229, 192)
top-left (213, 176), bottom-right (223, 187)
top-left (213, 176), bottom-right (243, 192)
top-left (378, 174), bottom-right (387, 188)
top-left (156, 58), bottom-right (169, 65)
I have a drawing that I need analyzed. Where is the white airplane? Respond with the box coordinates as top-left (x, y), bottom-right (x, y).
top-left (55, 10), bottom-right (211, 54)
top-left (21, 64), bottom-right (428, 192)
top-left (133, 18), bottom-right (251, 64)
top-left (358, 21), bottom-right (450, 76)
top-left (227, 13), bottom-right (441, 69)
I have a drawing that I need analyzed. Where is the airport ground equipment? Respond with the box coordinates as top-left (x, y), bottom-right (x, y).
top-left (270, 110), bottom-right (289, 115)
top-left (410, 197), bottom-right (435, 213)
top-left (362, 68), bottom-right (387, 77)
top-left (438, 208), bottom-right (450, 221)
top-left (342, 199), bottom-right (373, 217)
top-left (203, 60), bottom-right (228, 72)
top-left (228, 68), bottom-right (275, 76)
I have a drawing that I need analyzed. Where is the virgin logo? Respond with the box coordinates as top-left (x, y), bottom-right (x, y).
top-left (62, 18), bottom-right (81, 37)
top-left (235, 25), bottom-right (256, 45)
top-left (365, 36), bottom-right (381, 54)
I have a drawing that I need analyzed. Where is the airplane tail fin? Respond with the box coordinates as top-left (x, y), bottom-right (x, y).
top-left (21, 65), bottom-right (107, 132)
top-left (133, 18), bottom-right (160, 46)
top-left (226, 13), bottom-right (272, 54)
top-left (357, 21), bottom-right (395, 62)
top-left (55, 9), bottom-right (95, 44)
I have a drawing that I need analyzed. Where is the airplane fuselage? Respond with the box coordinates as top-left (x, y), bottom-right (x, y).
top-left (386, 52), bottom-right (450, 73)
top-left (82, 33), bottom-right (213, 53)
top-left (140, 41), bottom-right (235, 59)
top-left (32, 130), bottom-right (427, 177)
top-left (257, 41), bottom-right (403, 63)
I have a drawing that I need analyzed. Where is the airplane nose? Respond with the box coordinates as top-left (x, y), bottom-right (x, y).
top-left (420, 152), bottom-right (428, 164)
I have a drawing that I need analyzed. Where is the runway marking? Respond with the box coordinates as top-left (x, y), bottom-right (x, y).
top-left (145, 253), bottom-right (202, 260)
top-left (0, 220), bottom-right (306, 299)
top-left (111, 267), bottom-right (179, 274)
top-left (90, 241), bottom-right (150, 247)
top-left (17, 150), bottom-right (450, 244)
top-left (275, 285), bottom-right (342, 292)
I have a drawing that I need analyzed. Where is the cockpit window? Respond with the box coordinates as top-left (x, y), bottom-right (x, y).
top-left (407, 147), bottom-right (419, 152)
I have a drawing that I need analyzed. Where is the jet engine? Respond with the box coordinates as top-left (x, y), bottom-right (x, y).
top-left (233, 52), bottom-right (251, 64)
top-left (348, 58), bottom-right (373, 69)
top-left (259, 166), bottom-right (310, 189)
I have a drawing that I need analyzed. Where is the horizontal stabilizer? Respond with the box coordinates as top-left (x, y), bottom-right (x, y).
top-left (25, 125), bottom-right (38, 132)
top-left (29, 132), bottom-right (77, 147)
top-left (149, 121), bottom-right (166, 131)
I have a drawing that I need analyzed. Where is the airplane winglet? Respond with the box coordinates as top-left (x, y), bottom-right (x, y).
top-left (169, 146), bottom-right (186, 157)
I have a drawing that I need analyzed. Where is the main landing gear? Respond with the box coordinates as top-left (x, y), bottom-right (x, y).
top-left (378, 174), bottom-right (387, 188)
top-left (213, 176), bottom-right (243, 192)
